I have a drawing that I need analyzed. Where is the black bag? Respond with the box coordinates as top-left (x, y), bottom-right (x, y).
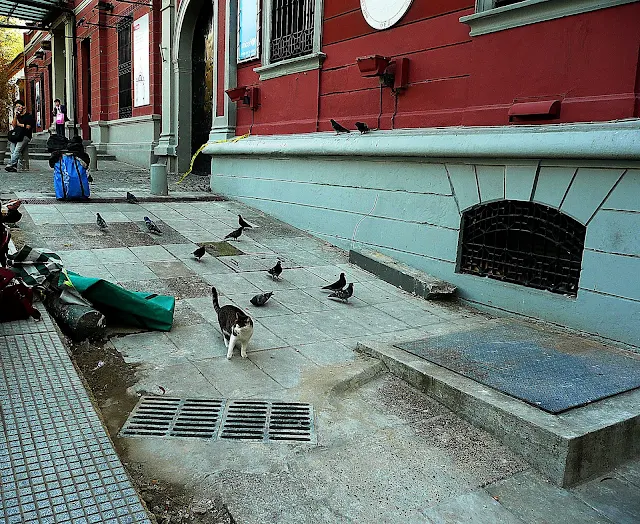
top-left (47, 133), bottom-right (69, 152)
top-left (7, 128), bottom-right (24, 144)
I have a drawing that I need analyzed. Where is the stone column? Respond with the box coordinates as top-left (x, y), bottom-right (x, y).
top-left (64, 16), bottom-right (77, 137)
top-left (154, 0), bottom-right (177, 167)
top-left (50, 24), bottom-right (66, 112)
top-left (209, 0), bottom-right (237, 141)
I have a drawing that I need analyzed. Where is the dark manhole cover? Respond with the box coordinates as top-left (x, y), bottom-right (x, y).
top-left (119, 396), bottom-right (316, 443)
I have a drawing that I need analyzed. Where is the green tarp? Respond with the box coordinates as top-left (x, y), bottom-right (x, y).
top-left (61, 271), bottom-right (175, 331)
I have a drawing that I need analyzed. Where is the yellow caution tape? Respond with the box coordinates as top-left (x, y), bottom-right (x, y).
top-left (176, 133), bottom-right (250, 184)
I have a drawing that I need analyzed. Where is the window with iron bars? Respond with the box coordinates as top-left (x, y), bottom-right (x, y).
top-left (269, 0), bottom-right (315, 63)
top-left (458, 200), bottom-right (586, 296)
top-left (117, 19), bottom-right (133, 119)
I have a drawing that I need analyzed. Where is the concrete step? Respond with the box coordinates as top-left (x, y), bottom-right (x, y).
top-left (349, 249), bottom-right (457, 300)
top-left (356, 340), bottom-right (640, 487)
top-left (3, 151), bottom-right (117, 161)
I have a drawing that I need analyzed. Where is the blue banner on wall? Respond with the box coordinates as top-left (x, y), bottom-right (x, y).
top-left (238, 0), bottom-right (258, 61)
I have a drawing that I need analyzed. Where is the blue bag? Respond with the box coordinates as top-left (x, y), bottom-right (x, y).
top-left (53, 154), bottom-right (90, 200)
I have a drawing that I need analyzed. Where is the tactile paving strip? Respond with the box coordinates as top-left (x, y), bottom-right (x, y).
top-left (120, 397), bottom-right (316, 444)
top-left (0, 311), bottom-right (151, 524)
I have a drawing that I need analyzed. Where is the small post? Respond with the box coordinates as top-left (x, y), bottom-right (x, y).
top-left (86, 144), bottom-right (98, 171)
top-left (150, 163), bottom-right (168, 196)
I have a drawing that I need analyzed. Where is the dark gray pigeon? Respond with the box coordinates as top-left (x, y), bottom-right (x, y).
top-left (355, 122), bottom-right (370, 134)
top-left (96, 212), bottom-right (108, 230)
top-left (126, 191), bottom-right (139, 204)
top-left (250, 292), bottom-right (273, 306)
top-left (224, 227), bottom-right (244, 241)
top-left (328, 283), bottom-right (353, 303)
top-left (193, 246), bottom-right (206, 261)
top-left (330, 119), bottom-right (350, 133)
top-left (322, 272), bottom-right (346, 291)
top-left (268, 260), bottom-right (282, 280)
top-left (238, 214), bottom-right (253, 228)
top-left (144, 216), bottom-right (162, 234)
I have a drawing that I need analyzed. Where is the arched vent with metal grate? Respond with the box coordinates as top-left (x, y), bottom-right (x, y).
top-left (458, 201), bottom-right (586, 296)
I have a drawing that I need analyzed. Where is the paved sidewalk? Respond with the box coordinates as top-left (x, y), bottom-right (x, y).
top-left (2, 178), bottom-right (640, 522)
top-left (0, 312), bottom-right (151, 523)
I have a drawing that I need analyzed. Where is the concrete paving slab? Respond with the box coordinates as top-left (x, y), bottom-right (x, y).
top-left (192, 357), bottom-right (286, 398)
top-left (249, 347), bottom-right (320, 388)
top-left (375, 299), bottom-right (444, 326)
top-left (171, 299), bottom-right (208, 328)
top-left (301, 309), bottom-right (375, 339)
top-left (128, 362), bottom-right (224, 398)
top-left (66, 264), bottom-right (117, 282)
top-left (201, 273), bottom-right (263, 295)
top-left (241, 269), bottom-right (300, 290)
top-left (110, 262), bottom-right (158, 281)
top-left (91, 246), bottom-right (139, 264)
top-left (615, 460), bottom-right (640, 488)
top-left (294, 340), bottom-right (357, 366)
top-left (146, 260), bottom-right (195, 278)
top-left (421, 490), bottom-right (524, 523)
top-left (225, 293), bottom-right (295, 318)
top-left (166, 324), bottom-right (228, 360)
top-left (58, 249), bottom-right (104, 266)
top-left (571, 476), bottom-right (640, 523)
top-left (263, 313), bottom-right (333, 345)
top-left (249, 321), bottom-right (290, 351)
top-left (129, 245), bottom-right (176, 262)
top-left (218, 254), bottom-right (274, 272)
top-left (486, 470), bottom-right (612, 523)
top-left (348, 305), bottom-right (413, 334)
top-left (158, 275), bottom-right (212, 299)
top-left (267, 289), bottom-right (330, 313)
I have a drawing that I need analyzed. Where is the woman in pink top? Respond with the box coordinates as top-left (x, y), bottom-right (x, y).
top-left (52, 98), bottom-right (67, 137)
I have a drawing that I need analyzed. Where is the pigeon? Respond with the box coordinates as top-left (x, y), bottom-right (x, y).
top-left (250, 292), bottom-right (274, 307)
top-left (88, 174), bottom-right (93, 183)
top-left (224, 227), bottom-right (244, 241)
top-left (355, 122), bottom-right (370, 134)
top-left (96, 212), bottom-right (108, 230)
top-left (126, 191), bottom-right (139, 204)
top-left (267, 260), bottom-right (282, 280)
top-left (144, 216), bottom-right (162, 234)
top-left (328, 283), bottom-right (354, 303)
top-left (330, 119), bottom-right (350, 134)
top-left (193, 246), bottom-right (206, 261)
top-left (322, 272), bottom-right (346, 291)
top-left (238, 214), bottom-right (253, 229)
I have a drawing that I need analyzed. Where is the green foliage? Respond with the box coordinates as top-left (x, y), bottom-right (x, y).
top-left (0, 17), bottom-right (24, 133)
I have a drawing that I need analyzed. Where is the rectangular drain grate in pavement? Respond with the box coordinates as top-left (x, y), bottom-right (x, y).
top-left (119, 396), bottom-right (316, 443)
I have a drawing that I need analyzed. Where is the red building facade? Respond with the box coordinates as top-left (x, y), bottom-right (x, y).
top-left (22, 0), bottom-right (163, 167)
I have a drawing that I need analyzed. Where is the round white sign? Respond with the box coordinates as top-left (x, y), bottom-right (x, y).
top-left (360, 0), bottom-right (414, 30)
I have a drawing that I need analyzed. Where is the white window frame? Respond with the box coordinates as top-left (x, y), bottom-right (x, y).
top-left (460, 0), bottom-right (639, 37)
top-left (253, 0), bottom-right (325, 81)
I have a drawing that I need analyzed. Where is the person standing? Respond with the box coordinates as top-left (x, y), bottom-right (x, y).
top-left (5, 100), bottom-right (35, 173)
top-left (52, 98), bottom-right (67, 137)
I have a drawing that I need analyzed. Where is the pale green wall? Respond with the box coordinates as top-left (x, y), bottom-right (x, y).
top-left (207, 125), bottom-right (640, 347)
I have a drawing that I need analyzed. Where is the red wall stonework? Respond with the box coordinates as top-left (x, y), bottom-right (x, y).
top-left (234, 0), bottom-right (640, 136)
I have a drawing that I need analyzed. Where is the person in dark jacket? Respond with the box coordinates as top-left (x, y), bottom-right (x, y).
top-left (5, 100), bottom-right (35, 173)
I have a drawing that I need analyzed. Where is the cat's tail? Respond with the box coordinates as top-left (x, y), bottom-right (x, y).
top-left (211, 286), bottom-right (221, 314)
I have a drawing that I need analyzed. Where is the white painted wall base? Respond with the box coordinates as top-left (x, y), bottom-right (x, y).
top-left (89, 114), bottom-right (161, 168)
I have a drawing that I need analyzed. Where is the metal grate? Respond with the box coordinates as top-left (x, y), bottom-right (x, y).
top-left (220, 400), bottom-right (268, 440)
top-left (119, 397), bottom-right (316, 443)
top-left (458, 200), bottom-right (585, 296)
top-left (270, 0), bottom-right (314, 63)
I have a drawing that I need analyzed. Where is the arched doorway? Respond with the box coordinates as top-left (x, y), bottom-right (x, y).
top-left (174, 0), bottom-right (216, 174)
top-left (190, 0), bottom-right (214, 175)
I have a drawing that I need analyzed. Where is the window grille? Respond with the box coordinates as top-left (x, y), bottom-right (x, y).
top-left (117, 19), bottom-right (133, 119)
top-left (270, 0), bottom-right (314, 63)
top-left (458, 201), bottom-right (585, 296)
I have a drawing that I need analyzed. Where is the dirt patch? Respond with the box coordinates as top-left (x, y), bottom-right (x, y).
top-left (67, 336), bottom-right (235, 524)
